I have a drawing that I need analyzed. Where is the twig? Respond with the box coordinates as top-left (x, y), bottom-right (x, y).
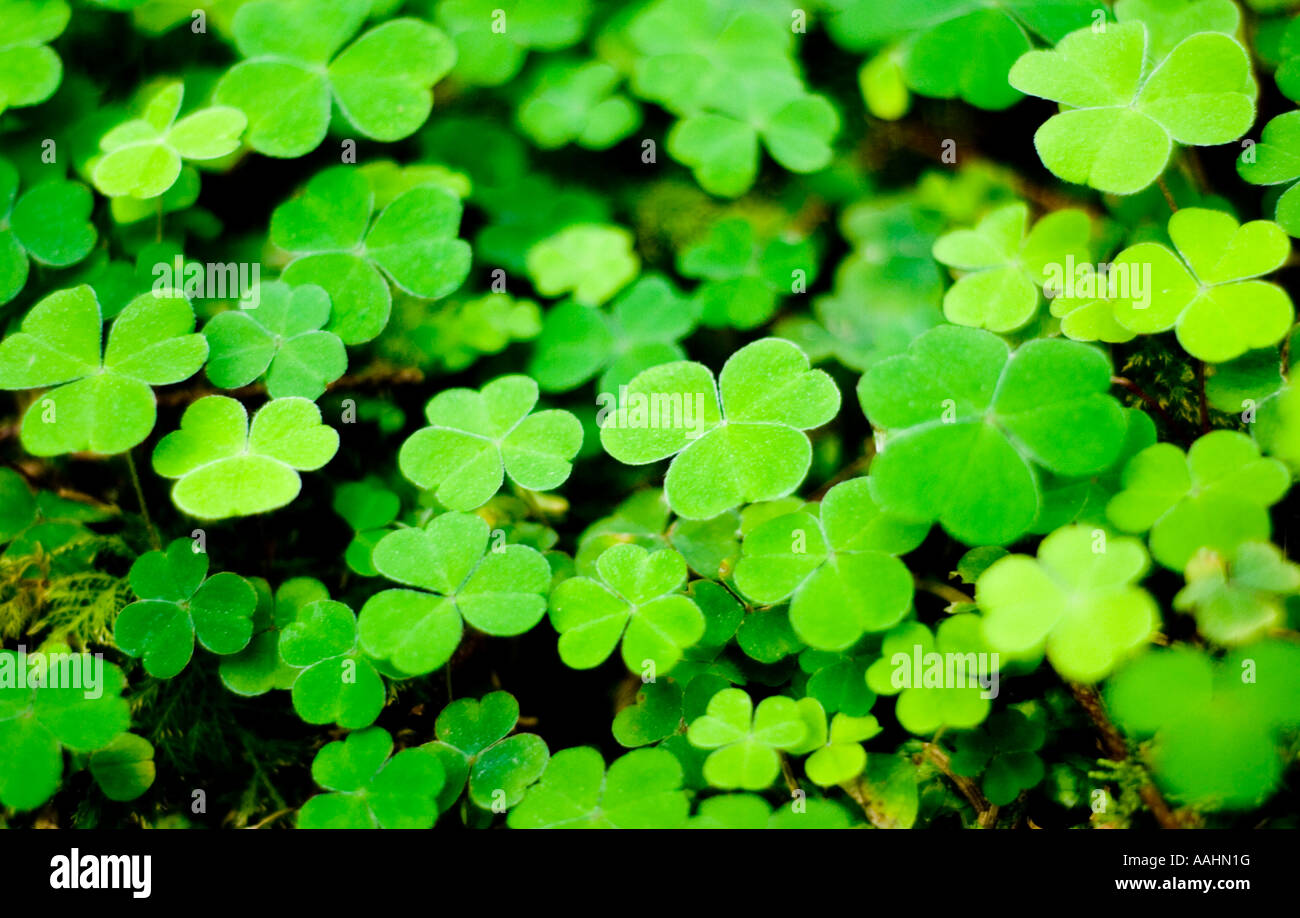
top-left (1110, 376), bottom-right (1179, 436)
top-left (922, 742), bottom-right (998, 828)
top-left (1067, 682), bottom-right (1182, 828)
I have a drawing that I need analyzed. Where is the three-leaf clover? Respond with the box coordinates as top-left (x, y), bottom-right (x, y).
top-left (398, 375), bottom-right (583, 511)
top-left (977, 524), bottom-right (1158, 683)
top-left (932, 202), bottom-right (1091, 332)
top-left (151, 395), bottom-right (340, 519)
top-left (949, 708), bottom-right (1046, 806)
top-left (0, 649), bottom-right (130, 811)
top-left (0, 0), bottom-right (70, 114)
top-left (1106, 430), bottom-right (1290, 570)
top-left (549, 543), bottom-right (705, 674)
top-left (298, 727), bottom-right (446, 829)
top-left (272, 166), bottom-right (472, 344)
top-left (805, 713), bottom-right (881, 787)
top-left (1008, 22), bottom-right (1256, 195)
top-left (0, 285), bottom-right (207, 456)
top-left (333, 479), bottom-right (400, 577)
top-left (677, 217), bottom-right (819, 330)
top-left (92, 81), bottom-right (246, 199)
top-left (203, 280), bottom-right (346, 399)
top-left (1106, 641), bottom-right (1300, 808)
top-left (360, 511), bottom-right (551, 676)
top-left (0, 158), bottom-right (97, 305)
top-left (601, 338), bottom-right (840, 520)
top-left (516, 59), bottom-right (641, 150)
top-left (528, 274), bottom-right (698, 394)
top-left (524, 223), bottom-right (640, 306)
top-left (425, 691), bottom-right (549, 811)
top-left (734, 477), bottom-right (926, 651)
top-left (1101, 208), bottom-right (1294, 363)
top-left (115, 538), bottom-right (258, 678)
top-left (219, 576), bottom-right (328, 696)
top-left (508, 746), bottom-right (689, 828)
top-left (866, 616), bottom-right (993, 735)
top-left (1173, 542), bottom-right (1300, 646)
top-left (686, 688), bottom-right (807, 790)
top-left (1238, 111), bottom-right (1300, 238)
top-left (857, 325), bottom-right (1127, 545)
top-left (215, 0), bottom-right (455, 156)
top-left (279, 598), bottom-right (385, 728)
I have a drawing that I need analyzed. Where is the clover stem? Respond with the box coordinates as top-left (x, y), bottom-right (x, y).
top-left (778, 752), bottom-right (799, 796)
top-left (125, 448), bottom-right (160, 551)
top-left (445, 663), bottom-right (453, 702)
top-left (1156, 176), bottom-right (1178, 213)
top-left (1066, 682), bottom-right (1182, 828)
top-left (155, 198), bottom-right (164, 243)
top-left (808, 443), bottom-right (874, 500)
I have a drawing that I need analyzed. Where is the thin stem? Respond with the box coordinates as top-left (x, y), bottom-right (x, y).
top-left (125, 448), bottom-right (160, 550)
top-left (1067, 682), bottom-right (1181, 828)
top-left (922, 741), bottom-right (998, 828)
top-left (1156, 176), bottom-right (1178, 213)
top-left (1110, 376), bottom-right (1180, 438)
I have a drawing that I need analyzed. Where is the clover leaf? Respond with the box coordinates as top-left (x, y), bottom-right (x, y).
top-left (425, 691), bottom-right (549, 811)
top-left (601, 338), bottom-right (840, 520)
top-left (734, 477), bottom-right (925, 651)
top-left (215, 0), bottom-right (454, 157)
top-left (1106, 641), bottom-right (1300, 808)
top-left (805, 713), bottom-right (881, 787)
top-left (0, 158), bottom-right (97, 305)
top-left (524, 223), bottom-right (640, 306)
top-left (612, 679), bottom-right (684, 748)
top-left (1106, 430), bottom-right (1290, 570)
top-left (517, 59), bottom-right (640, 151)
top-left (933, 203), bottom-right (1091, 332)
top-left (92, 81), bottom-right (246, 199)
top-left (508, 746), bottom-right (689, 828)
top-left (858, 325), bottom-right (1126, 546)
top-left (1174, 542), bottom-right (1300, 646)
top-left (435, 0), bottom-right (591, 87)
top-left (0, 649), bottom-right (130, 811)
top-left (1009, 22), bottom-right (1256, 195)
top-left (550, 543), bottom-right (705, 674)
top-left (279, 598), bottom-right (384, 728)
top-left (88, 733), bottom-right (156, 802)
top-left (1100, 208), bottom-right (1294, 362)
top-left (152, 395), bottom-right (340, 519)
top-left (866, 616), bottom-right (993, 735)
top-left (398, 375), bottom-right (583, 511)
top-left (360, 511), bottom-right (551, 676)
top-left (977, 524), bottom-right (1159, 683)
top-left (1238, 111), bottom-right (1300, 237)
top-left (0, 285), bottom-right (207, 456)
top-left (528, 275), bottom-right (698, 394)
top-left (272, 166), bottom-right (472, 343)
top-left (219, 576), bottom-right (328, 696)
top-left (0, 0), bottom-right (70, 114)
top-left (1278, 13), bottom-right (1300, 102)
top-left (203, 281), bottom-right (346, 399)
top-left (949, 708), bottom-right (1045, 806)
top-left (115, 538), bottom-right (258, 678)
top-left (677, 217), bottom-right (819, 330)
top-left (298, 726), bottom-right (445, 828)
top-left (686, 687), bottom-right (807, 790)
